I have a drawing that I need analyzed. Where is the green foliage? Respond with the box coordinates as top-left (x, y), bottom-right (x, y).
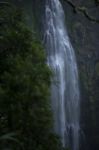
top-left (0, 3), bottom-right (62, 150)
top-left (0, 132), bottom-right (24, 150)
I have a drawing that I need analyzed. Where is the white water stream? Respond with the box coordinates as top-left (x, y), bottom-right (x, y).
top-left (44, 0), bottom-right (80, 149)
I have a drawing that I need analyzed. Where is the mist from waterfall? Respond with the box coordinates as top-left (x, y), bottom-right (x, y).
top-left (43, 0), bottom-right (80, 150)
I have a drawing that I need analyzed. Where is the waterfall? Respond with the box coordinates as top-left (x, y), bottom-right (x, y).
top-left (43, 0), bottom-right (80, 150)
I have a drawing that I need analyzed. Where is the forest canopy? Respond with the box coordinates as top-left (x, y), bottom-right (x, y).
top-left (0, 3), bottom-right (63, 150)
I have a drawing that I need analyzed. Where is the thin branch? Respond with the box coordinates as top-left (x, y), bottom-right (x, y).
top-left (0, 1), bottom-right (14, 8)
top-left (64, 0), bottom-right (99, 23)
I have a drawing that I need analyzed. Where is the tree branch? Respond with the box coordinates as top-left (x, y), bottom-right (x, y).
top-left (64, 0), bottom-right (99, 23)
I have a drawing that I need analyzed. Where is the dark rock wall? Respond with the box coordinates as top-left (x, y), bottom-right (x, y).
top-left (62, 0), bottom-right (99, 150)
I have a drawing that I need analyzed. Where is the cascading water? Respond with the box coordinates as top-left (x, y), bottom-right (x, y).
top-left (43, 0), bottom-right (80, 150)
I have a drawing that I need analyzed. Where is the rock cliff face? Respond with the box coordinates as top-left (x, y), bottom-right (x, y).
top-left (10, 0), bottom-right (99, 149)
top-left (62, 0), bottom-right (99, 150)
